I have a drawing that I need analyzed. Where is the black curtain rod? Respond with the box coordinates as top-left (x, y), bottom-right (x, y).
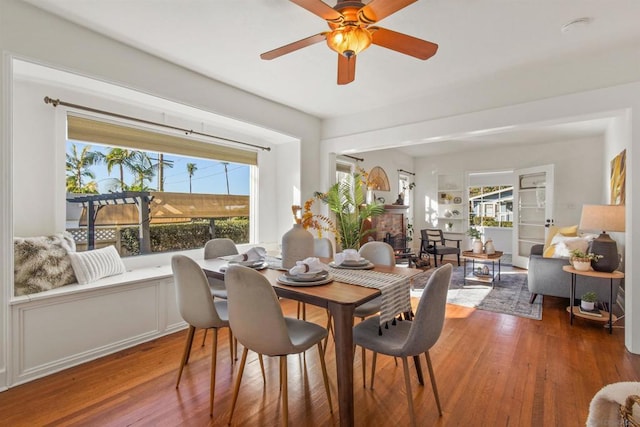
top-left (43, 96), bottom-right (271, 152)
top-left (342, 154), bottom-right (364, 162)
top-left (397, 169), bottom-right (415, 176)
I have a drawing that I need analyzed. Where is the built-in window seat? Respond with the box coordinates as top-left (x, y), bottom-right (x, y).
top-left (8, 258), bottom-right (188, 388)
top-left (10, 264), bottom-right (173, 304)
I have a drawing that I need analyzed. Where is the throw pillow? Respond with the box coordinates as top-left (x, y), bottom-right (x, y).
top-left (546, 234), bottom-right (590, 258)
top-left (14, 232), bottom-right (77, 296)
top-left (68, 245), bottom-right (126, 285)
top-left (543, 224), bottom-right (579, 257)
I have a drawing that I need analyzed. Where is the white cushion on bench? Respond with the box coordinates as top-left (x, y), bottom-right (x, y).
top-left (69, 245), bottom-right (126, 285)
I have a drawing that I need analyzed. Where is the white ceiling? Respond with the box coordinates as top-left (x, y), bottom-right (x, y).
top-left (21, 0), bottom-right (640, 154)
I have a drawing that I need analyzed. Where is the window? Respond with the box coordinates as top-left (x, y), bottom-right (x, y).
top-left (468, 186), bottom-right (513, 228)
top-left (65, 116), bottom-right (255, 256)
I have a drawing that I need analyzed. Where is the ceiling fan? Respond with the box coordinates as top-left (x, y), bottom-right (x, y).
top-left (260, 0), bottom-right (438, 85)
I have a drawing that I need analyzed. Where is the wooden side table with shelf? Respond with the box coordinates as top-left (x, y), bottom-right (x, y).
top-left (562, 265), bottom-right (624, 334)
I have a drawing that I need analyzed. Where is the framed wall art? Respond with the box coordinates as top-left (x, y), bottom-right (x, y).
top-left (610, 149), bottom-right (626, 205)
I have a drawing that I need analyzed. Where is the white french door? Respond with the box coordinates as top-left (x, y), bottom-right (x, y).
top-left (512, 165), bottom-right (554, 269)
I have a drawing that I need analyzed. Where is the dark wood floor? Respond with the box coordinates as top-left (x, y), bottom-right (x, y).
top-left (1, 294), bottom-right (639, 426)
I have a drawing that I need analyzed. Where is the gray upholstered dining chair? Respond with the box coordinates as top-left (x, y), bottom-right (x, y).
top-left (202, 238), bottom-right (239, 347)
top-left (171, 254), bottom-right (233, 417)
top-left (353, 263), bottom-right (452, 426)
top-left (298, 237), bottom-right (335, 319)
top-left (325, 241), bottom-right (396, 385)
top-left (225, 264), bottom-right (333, 426)
top-left (203, 237), bottom-right (238, 299)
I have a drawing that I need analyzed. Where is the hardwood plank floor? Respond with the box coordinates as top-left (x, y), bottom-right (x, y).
top-left (1, 295), bottom-right (639, 426)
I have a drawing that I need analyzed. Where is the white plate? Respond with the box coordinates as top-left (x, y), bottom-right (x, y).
top-left (329, 261), bottom-right (375, 270)
top-left (229, 259), bottom-right (266, 268)
top-left (277, 274), bottom-right (333, 287)
top-left (284, 271), bottom-right (329, 282)
top-left (341, 258), bottom-right (368, 266)
top-left (222, 261), bottom-right (268, 272)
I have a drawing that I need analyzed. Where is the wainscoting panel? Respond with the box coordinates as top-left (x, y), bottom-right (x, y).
top-left (10, 277), bottom-right (186, 386)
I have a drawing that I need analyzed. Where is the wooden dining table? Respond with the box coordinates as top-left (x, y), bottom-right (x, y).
top-left (197, 257), bottom-right (423, 427)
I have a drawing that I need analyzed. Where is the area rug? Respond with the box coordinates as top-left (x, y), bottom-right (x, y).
top-left (411, 264), bottom-right (543, 320)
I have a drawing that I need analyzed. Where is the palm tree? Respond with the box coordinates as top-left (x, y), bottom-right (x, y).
top-left (104, 148), bottom-right (143, 191)
top-left (66, 144), bottom-right (100, 193)
top-left (129, 153), bottom-right (156, 191)
top-left (186, 163), bottom-right (197, 193)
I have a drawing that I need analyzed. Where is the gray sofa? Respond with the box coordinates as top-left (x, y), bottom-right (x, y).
top-left (527, 244), bottom-right (620, 305)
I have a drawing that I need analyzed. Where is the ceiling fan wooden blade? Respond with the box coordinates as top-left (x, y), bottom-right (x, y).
top-left (260, 33), bottom-right (327, 60)
top-left (359, 0), bottom-right (417, 23)
top-left (370, 27), bottom-right (438, 60)
top-left (290, 0), bottom-right (344, 22)
top-left (337, 54), bottom-right (356, 85)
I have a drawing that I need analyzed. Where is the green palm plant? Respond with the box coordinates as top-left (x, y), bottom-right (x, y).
top-left (104, 148), bottom-right (144, 191)
top-left (316, 172), bottom-right (384, 250)
top-left (186, 162), bottom-right (197, 193)
top-left (65, 144), bottom-right (100, 193)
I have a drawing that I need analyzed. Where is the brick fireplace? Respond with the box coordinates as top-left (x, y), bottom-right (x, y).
top-left (370, 204), bottom-right (409, 241)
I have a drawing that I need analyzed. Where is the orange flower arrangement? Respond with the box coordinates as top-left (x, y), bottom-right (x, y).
top-left (291, 195), bottom-right (337, 238)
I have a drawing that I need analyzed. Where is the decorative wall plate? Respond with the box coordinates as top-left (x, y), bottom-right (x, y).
top-left (453, 196), bottom-right (462, 204)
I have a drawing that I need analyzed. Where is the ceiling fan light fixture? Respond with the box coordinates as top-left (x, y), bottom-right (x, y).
top-left (326, 25), bottom-right (372, 58)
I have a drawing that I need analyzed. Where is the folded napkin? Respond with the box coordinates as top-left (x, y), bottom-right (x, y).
top-left (333, 248), bottom-right (362, 266)
top-left (289, 257), bottom-right (328, 275)
top-left (227, 246), bottom-right (266, 262)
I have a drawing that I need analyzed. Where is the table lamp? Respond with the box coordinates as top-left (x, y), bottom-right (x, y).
top-left (579, 204), bottom-right (625, 272)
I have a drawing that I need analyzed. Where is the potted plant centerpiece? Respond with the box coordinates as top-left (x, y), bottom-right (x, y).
top-left (315, 169), bottom-right (385, 250)
top-left (569, 249), bottom-right (603, 271)
top-left (580, 291), bottom-right (598, 311)
top-left (467, 226), bottom-right (483, 254)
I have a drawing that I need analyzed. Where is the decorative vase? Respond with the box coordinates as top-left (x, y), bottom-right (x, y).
top-left (472, 239), bottom-right (483, 254)
top-left (580, 300), bottom-right (595, 311)
top-left (572, 259), bottom-right (591, 271)
top-left (281, 224), bottom-right (314, 269)
top-left (484, 239), bottom-right (495, 255)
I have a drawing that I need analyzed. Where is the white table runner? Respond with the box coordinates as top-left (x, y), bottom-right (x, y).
top-left (329, 268), bottom-right (412, 327)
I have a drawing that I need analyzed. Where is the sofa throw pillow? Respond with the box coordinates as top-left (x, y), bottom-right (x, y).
top-left (68, 245), bottom-right (126, 285)
top-left (14, 232), bottom-right (77, 296)
top-left (543, 224), bottom-right (579, 257)
top-left (546, 234), bottom-right (590, 258)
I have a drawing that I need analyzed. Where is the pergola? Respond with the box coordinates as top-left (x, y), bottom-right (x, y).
top-left (68, 191), bottom-right (250, 254)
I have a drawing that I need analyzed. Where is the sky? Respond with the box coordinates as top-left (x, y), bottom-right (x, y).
top-left (67, 141), bottom-right (250, 195)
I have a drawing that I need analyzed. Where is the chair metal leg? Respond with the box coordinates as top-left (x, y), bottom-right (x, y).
top-left (201, 328), bottom-right (207, 347)
top-left (258, 354), bottom-right (266, 384)
top-left (209, 328), bottom-right (218, 417)
top-left (317, 342), bottom-right (333, 412)
top-left (228, 329), bottom-right (234, 365)
top-left (402, 357), bottom-right (417, 427)
top-left (176, 325), bottom-right (196, 388)
top-left (228, 347), bottom-right (249, 425)
top-left (424, 350), bottom-right (443, 416)
top-left (280, 355), bottom-right (288, 427)
top-left (370, 351), bottom-right (378, 390)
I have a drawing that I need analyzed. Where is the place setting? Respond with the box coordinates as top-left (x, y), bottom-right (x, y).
top-left (329, 248), bottom-right (374, 270)
top-left (277, 257), bottom-right (333, 287)
top-left (219, 247), bottom-right (268, 272)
